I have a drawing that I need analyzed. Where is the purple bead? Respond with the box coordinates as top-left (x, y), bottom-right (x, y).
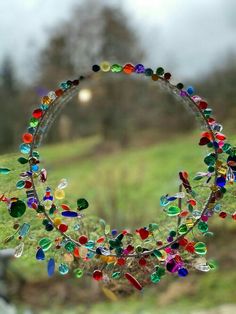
top-left (180, 90), bottom-right (188, 97)
top-left (166, 259), bottom-right (179, 273)
top-left (27, 197), bottom-right (38, 208)
top-left (167, 236), bottom-right (173, 242)
top-left (135, 64), bottom-right (145, 73)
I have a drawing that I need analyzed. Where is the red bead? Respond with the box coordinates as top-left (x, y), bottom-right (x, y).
top-left (78, 235), bottom-right (88, 245)
top-left (126, 245), bottom-right (134, 252)
top-left (22, 133), bottom-right (33, 144)
top-left (199, 137), bottom-right (210, 145)
top-left (164, 72), bottom-right (171, 80)
top-left (96, 236), bottom-right (105, 243)
top-left (216, 133), bottom-right (226, 141)
top-left (58, 224), bottom-right (68, 233)
top-left (188, 199), bottom-right (197, 206)
top-left (138, 257), bottom-right (147, 266)
top-left (185, 242), bottom-right (195, 253)
top-left (61, 204), bottom-right (71, 211)
top-left (137, 228), bottom-right (149, 240)
top-left (24, 180), bottom-right (32, 189)
top-left (219, 211), bottom-right (227, 219)
top-left (32, 109), bottom-right (43, 119)
top-left (232, 212), bottom-right (236, 220)
top-left (117, 258), bottom-right (126, 266)
top-left (198, 101), bottom-right (208, 110)
top-left (73, 247), bottom-right (80, 258)
top-left (156, 240), bottom-right (163, 246)
top-left (55, 89), bottom-right (64, 97)
top-left (93, 270), bottom-right (103, 281)
top-left (123, 63), bottom-right (135, 74)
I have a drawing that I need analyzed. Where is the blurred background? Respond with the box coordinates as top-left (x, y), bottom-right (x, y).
top-left (0, 0), bottom-right (236, 313)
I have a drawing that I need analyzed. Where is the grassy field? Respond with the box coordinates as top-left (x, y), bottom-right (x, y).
top-left (0, 132), bottom-right (236, 313)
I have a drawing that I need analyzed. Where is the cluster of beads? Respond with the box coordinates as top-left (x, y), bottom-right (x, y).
top-left (1, 62), bottom-right (235, 291)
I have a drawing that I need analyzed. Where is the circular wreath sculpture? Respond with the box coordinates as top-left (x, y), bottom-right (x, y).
top-left (2, 61), bottom-right (236, 291)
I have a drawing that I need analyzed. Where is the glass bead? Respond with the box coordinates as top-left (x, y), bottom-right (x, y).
top-left (156, 67), bottom-right (164, 75)
top-left (18, 223), bottom-right (30, 237)
top-left (111, 64), bottom-right (123, 73)
top-left (45, 223), bottom-right (54, 231)
top-left (135, 64), bottom-right (145, 73)
top-left (123, 63), bottom-right (135, 74)
top-left (14, 243), bottom-right (24, 258)
top-left (178, 268), bottom-right (188, 277)
top-left (198, 221), bottom-right (208, 233)
top-left (79, 235), bottom-right (88, 245)
top-left (39, 238), bottom-right (52, 252)
top-left (58, 263), bottom-right (69, 275)
top-left (216, 176), bottom-right (226, 187)
top-left (44, 199), bottom-right (52, 210)
top-left (65, 241), bottom-right (75, 252)
top-left (22, 133), bottom-right (33, 144)
top-left (151, 272), bottom-right (160, 283)
top-left (194, 242), bottom-right (207, 255)
top-left (74, 268), bottom-right (83, 278)
top-left (59, 224), bottom-right (68, 233)
top-left (166, 206), bottom-right (181, 216)
top-left (145, 68), bottom-right (153, 76)
top-left (152, 74), bottom-right (158, 81)
top-left (125, 273), bottom-right (142, 290)
top-left (19, 143), bottom-right (31, 154)
top-left (0, 167), bottom-right (11, 174)
top-left (48, 91), bottom-right (56, 101)
top-left (29, 118), bottom-right (39, 127)
top-left (16, 180), bottom-right (25, 189)
top-left (47, 258), bottom-right (55, 277)
top-left (54, 189), bottom-right (65, 200)
top-left (41, 96), bottom-right (51, 105)
top-left (176, 83), bottom-right (184, 90)
top-left (164, 72), bottom-right (171, 80)
top-left (64, 253), bottom-right (74, 263)
top-left (36, 247), bottom-right (45, 260)
top-left (77, 198), bottom-right (89, 210)
top-left (9, 200), bottom-right (26, 218)
top-left (92, 64), bottom-right (100, 72)
top-left (32, 109), bottom-right (43, 119)
top-left (187, 86), bottom-right (194, 95)
top-left (57, 178), bottom-right (68, 189)
top-left (112, 272), bottom-right (121, 279)
top-left (93, 269), bottom-right (103, 281)
top-left (61, 211), bottom-right (78, 218)
top-left (100, 61), bottom-right (111, 72)
top-left (178, 224), bottom-right (188, 234)
top-left (85, 240), bottom-right (95, 249)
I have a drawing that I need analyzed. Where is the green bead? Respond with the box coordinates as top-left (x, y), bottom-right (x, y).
top-left (149, 223), bottom-right (159, 231)
top-left (115, 247), bottom-right (123, 255)
top-left (112, 272), bottom-right (121, 279)
top-left (169, 230), bottom-right (176, 237)
top-left (204, 108), bottom-right (212, 115)
top-left (111, 64), bottom-right (123, 73)
top-left (65, 241), bottom-right (75, 252)
top-left (145, 68), bottom-right (153, 76)
top-left (220, 187), bottom-right (226, 194)
top-left (109, 239), bottom-right (120, 249)
top-left (42, 219), bottom-right (49, 226)
top-left (16, 180), bottom-right (25, 189)
top-left (178, 224), bottom-right (188, 234)
top-left (222, 143), bottom-right (231, 153)
top-left (9, 200), bottom-right (26, 218)
top-left (85, 240), bottom-right (95, 249)
top-left (208, 166), bottom-right (215, 173)
top-left (74, 268), bottom-right (83, 278)
top-left (30, 118), bottom-right (39, 127)
top-left (156, 267), bottom-right (165, 277)
top-left (156, 67), bottom-right (164, 75)
top-left (39, 238), bottom-right (52, 252)
top-left (153, 249), bottom-right (162, 258)
top-left (208, 259), bottom-right (218, 270)
top-left (37, 205), bottom-right (45, 213)
top-left (198, 221), bottom-right (208, 233)
top-left (194, 242), bottom-right (207, 255)
top-left (135, 245), bottom-right (143, 253)
top-left (0, 167), bottom-right (11, 174)
top-left (151, 272), bottom-right (161, 283)
top-left (77, 198), bottom-right (89, 210)
top-left (17, 157), bottom-right (28, 164)
top-left (204, 154), bottom-right (216, 166)
top-left (207, 142), bottom-right (214, 148)
top-left (32, 151), bottom-right (40, 159)
top-left (166, 206), bottom-right (181, 216)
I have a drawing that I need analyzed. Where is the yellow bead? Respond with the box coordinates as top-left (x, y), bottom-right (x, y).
top-left (44, 200), bottom-right (52, 210)
top-left (210, 185), bottom-right (218, 192)
top-left (54, 189), bottom-right (65, 200)
top-left (100, 61), bottom-right (111, 72)
top-left (41, 96), bottom-right (51, 105)
top-left (54, 218), bottom-right (62, 226)
top-left (186, 217), bottom-right (194, 227)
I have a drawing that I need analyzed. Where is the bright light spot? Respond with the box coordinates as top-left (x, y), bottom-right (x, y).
top-left (78, 89), bottom-right (92, 104)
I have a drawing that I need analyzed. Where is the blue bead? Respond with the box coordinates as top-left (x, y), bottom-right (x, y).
top-left (36, 248), bottom-right (45, 260)
top-left (61, 211), bottom-right (78, 218)
top-left (216, 176), bottom-right (226, 187)
top-left (135, 64), bottom-right (145, 73)
top-left (111, 229), bottom-right (118, 236)
top-left (47, 258), bottom-right (55, 277)
top-left (178, 268), bottom-right (188, 277)
top-left (32, 164), bottom-right (39, 172)
top-left (187, 86), bottom-right (194, 95)
top-left (19, 143), bottom-right (30, 154)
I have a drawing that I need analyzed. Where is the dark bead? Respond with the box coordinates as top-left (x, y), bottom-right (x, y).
top-left (171, 243), bottom-right (179, 250)
top-left (92, 64), bottom-right (100, 72)
top-left (164, 72), bottom-right (171, 80)
top-left (176, 83), bottom-right (184, 90)
top-left (145, 68), bottom-right (153, 76)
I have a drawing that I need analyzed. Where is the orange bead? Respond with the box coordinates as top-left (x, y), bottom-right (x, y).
top-left (22, 133), bottom-right (33, 144)
top-left (151, 74), bottom-right (159, 81)
top-left (41, 96), bottom-right (51, 105)
top-left (123, 63), bottom-right (135, 74)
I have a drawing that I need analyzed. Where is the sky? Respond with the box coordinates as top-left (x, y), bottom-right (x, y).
top-left (0, 0), bottom-right (236, 81)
